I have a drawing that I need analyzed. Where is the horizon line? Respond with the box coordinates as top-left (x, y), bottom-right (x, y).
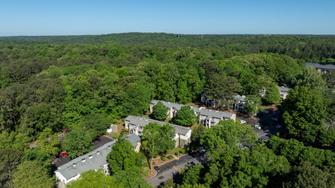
top-left (1, 32), bottom-right (335, 38)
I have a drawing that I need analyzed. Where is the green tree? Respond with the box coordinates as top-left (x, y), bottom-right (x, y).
top-left (173, 106), bottom-right (197, 126)
top-left (12, 161), bottom-right (54, 188)
top-left (150, 102), bottom-right (168, 121)
top-left (297, 68), bottom-right (327, 92)
top-left (244, 95), bottom-right (261, 116)
top-left (181, 164), bottom-right (203, 185)
top-left (281, 86), bottom-right (328, 144)
top-left (263, 83), bottom-right (280, 105)
top-left (200, 120), bottom-right (256, 152)
top-left (190, 124), bottom-right (205, 150)
top-left (267, 136), bottom-right (335, 170)
top-left (204, 73), bottom-right (241, 109)
top-left (176, 80), bottom-right (192, 103)
top-left (62, 128), bottom-right (93, 158)
top-left (180, 121), bottom-right (290, 188)
top-left (80, 113), bottom-right (111, 138)
top-left (24, 128), bottom-right (60, 168)
top-left (283, 162), bottom-right (335, 188)
top-left (107, 138), bottom-right (143, 175)
top-left (68, 170), bottom-right (124, 188)
top-left (123, 82), bottom-right (152, 116)
top-left (141, 123), bottom-right (175, 170)
top-left (19, 103), bottom-right (64, 137)
top-left (114, 169), bottom-right (151, 188)
top-left (0, 149), bottom-right (22, 188)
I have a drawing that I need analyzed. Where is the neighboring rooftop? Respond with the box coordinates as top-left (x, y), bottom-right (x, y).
top-left (92, 136), bottom-right (113, 150)
top-left (55, 140), bottom-right (116, 181)
top-left (53, 157), bottom-right (71, 168)
top-left (278, 86), bottom-right (290, 93)
top-left (198, 107), bottom-right (235, 119)
top-left (125, 115), bottom-right (191, 136)
top-left (150, 99), bottom-right (235, 119)
top-left (305, 63), bottom-right (335, 71)
top-left (151, 100), bottom-right (184, 110)
top-left (126, 134), bottom-right (141, 148)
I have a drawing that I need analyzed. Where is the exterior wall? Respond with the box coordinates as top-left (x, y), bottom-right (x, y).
top-left (55, 172), bottom-right (80, 186)
top-left (56, 164), bottom-right (110, 187)
top-left (174, 132), bottom-right (191, 148)
top-left (150, 104), bottom-right (176, 119)
top-left (199, 115), bottom-right (223, 128)
top-left (103, 164), bottom-right (109, 175)
top-left (134, 142), bottom-right (141, 152)
top-left (149, 103), bottom-right (154, 113)
top-left (280, 92), bottom-right (288, 100)
top-left (128, 124), bottom-right (140, 135)
top-left (231, 114), bottom-right (236, 121)
top-left (125, 121), bottom-right (130, 130)
top-left (167, 107), bottom-right (178, 119)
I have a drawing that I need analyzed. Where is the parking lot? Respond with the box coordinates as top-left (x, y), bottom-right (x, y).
top-left (147, 154), bottom-right (200, 187)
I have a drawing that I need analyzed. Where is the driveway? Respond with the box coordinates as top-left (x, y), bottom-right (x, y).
top-left (147, 154), bottom-right (200, 187)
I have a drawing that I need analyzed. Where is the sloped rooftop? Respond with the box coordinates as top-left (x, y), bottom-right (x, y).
top-left (55, 140), bottom-right (116, 181)
top-left (198, 107), bottom-right (235, 119)
top-left (150, 100), bottom-right (235, 119)
top-left (151, 100), bottom-right (184, 110)
top-left (305, 63), bottom-right (335, 70)
top-left (125, 115), bottom-right (191, 136)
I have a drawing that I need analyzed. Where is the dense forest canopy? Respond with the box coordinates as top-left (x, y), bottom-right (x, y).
top-left (0, 33), bottom-right (334, 188)
top-left (1, 33), bottom-right (335, 62)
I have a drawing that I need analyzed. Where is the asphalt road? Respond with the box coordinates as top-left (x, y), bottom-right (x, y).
top-left (147, 154), bottom-right (200, 187)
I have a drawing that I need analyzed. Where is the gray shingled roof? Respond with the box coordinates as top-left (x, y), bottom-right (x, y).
top-left (127, 134), bottom-right (141, 147)
top-left (151, 100), bottom-right (184, 110)
top-left (55, 140), bottom-right (116, 181)
top-left (150, 100), bottom-right (235, 120)
top-left (198, 107), bottom-right (235, 119)
top-left (125, 115), bottom-right (191, 136)
top-left (305, 63), bottom-right (335, 70)
top-left (278, 86), bottom-right (290, 93)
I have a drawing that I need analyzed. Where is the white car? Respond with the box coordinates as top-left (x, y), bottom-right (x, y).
top-left (240, 120), bottom-right (247, 124)
top-left (254, 124), bottom-right (261, 130)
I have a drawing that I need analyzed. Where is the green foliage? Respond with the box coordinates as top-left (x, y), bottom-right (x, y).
top-left (79, 113), bottom-right (111, 138)
top-left (141, 123), bottom-right (175, 160)
top-left (178, 121), bottom-right (290, 187)
top-left (263, 82), bottom-right (280, 105)
top-left (107, 138), bottom-right (144, 175)
top-left (200, 120), bottom-right (257, 152)
top-left (121, 81), bottom-right (153, 116)
top-left (150, 102), bottom-right (168, 121)
top-left (297, 68), bottom-right (327, 91)
top-left (12, 161), bottom-right (54, 188)
top-left (267, 136), bottom-right (335, 170)
top-left (0, 149), bottom-right (22, 188)
top-left (0, 34), bottom-right (334, 188)
top-left (68, 170), bottom-right (124, 188)
top-left (204, 73), bottom-right (241, 108)
top-left (24, 128), bottom-right (60, 169)
top-left (281, 86), bottom-right (328, 144)
top-left (190, 124), bottom-right (205, 150)
top-left (114, 169), bottom-right (151, 188)
top-left (282, 162), bottom-right (335, 188)
top-left (245, 95), bottom-right (261, 116)
top-left (0, 131), bottom-right (29, 151)
top-left (173, 106), bottom-right (197, 126)
top-left (62, 128), bottom-right (93, 158)
top-left (181, 164), bottom-right (203, 185)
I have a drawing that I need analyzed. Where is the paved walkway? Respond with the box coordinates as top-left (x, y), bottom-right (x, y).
top-left (147, 154), bottom-right (199, 187)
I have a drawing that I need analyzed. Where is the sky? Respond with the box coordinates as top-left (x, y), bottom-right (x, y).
top-left (0, 0), bottom-right (334, 36)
